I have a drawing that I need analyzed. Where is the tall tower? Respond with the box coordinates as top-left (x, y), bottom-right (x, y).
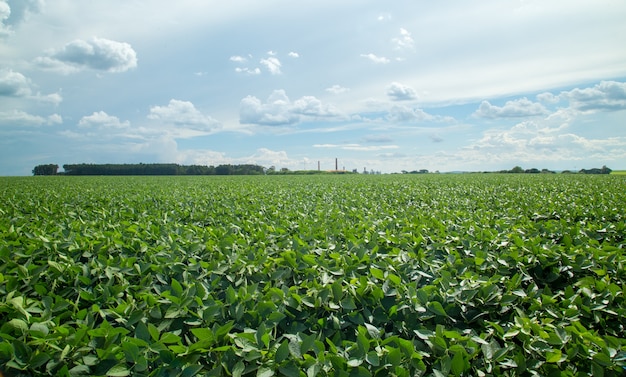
top-left (335, 158), bottom-right (338, 171)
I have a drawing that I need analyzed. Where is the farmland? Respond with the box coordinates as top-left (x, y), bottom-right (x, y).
top-left (0, 174), bottom-right (625, 376)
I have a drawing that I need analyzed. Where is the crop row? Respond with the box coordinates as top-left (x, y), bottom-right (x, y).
top-left (0, 174), bottom-right (625, 376)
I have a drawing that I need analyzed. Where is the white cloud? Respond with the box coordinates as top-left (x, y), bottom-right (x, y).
top-left (386, 105), bottom-right (432, 123)
top-left (260, 56), bottom-right (282, 75)
top-left (247, 148), bottom-right (291, 167)
top-left (0, 69), bottom-right (31, 96)
top-left (392, 28), bottom-right (414, 51)
top-left (288, 52), bottom-right (299, 58)
top-left (474, 98), bottom-right (548, 119)
top-left (230, 55), bottom-right (247, 63)
top-left (35, 37), bottom-right (137, 73)
top-left (387, 82), bottom-right (417, 101)
top-left (235, 67), bottom-right (261, 75)
top-left (326, 85), bottom-right (350, 94)
top-left (47, 113), bottom-right (63, 124)
top-left (536, 92), bottom-right (559, 104)
top-left (0, 1), bottom-right (10, 37)
top-left (33, 91), bottom-right (63, 105)
top-left (148, 99), bottom-right (220, 132)
top-left (559, 81), bottom-right (626, 112)
top-left (3, 0), bottom-right (42, 27)
top-left (1, 0), bottom-right (43, 36)
top-left (457, 116), bottom-right (626, 168)
top-left (360, 53), bottom-right (390, 64)
top-left (240, 90), bottom-right (340, 126)
top-left (78, 111), bottom-right (130, 129)
top-left (0, 110), bottom-right (61, 126)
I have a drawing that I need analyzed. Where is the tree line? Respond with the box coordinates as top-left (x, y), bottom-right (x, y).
top-left (32, 163), bottom-right (267, 176)
top-left (498, 166), bottom-right (613, 174)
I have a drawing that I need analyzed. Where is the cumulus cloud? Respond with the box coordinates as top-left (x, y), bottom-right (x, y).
top-left (260, 56), bottom-right (282, 75)
top-left (0, 1), bottom-right (10, 37)
top-left (35, 37), bottom-right (137, 73)
top-left (78, 111), bottom-right (130, 129)
top-left (0, 69), bottom-right (31, 96)
top-left (4, 0), bottom-right (42, 26)
top-left (387, 82), bottom-right (417, 101)
top-left (1, 0), bottom-right (43, 36)
top-left (386, 105), bottom-right (432, 123)
top-left (360, 53), bottom-right (390, 64)
top-left (0, 110), bottom-right (61, 126)
top-left (474, 98), bottom-right (548, 118)
top-left (536, 92), bottom-right (560, 104)
top-left (559, 81), bottom-right (626, 112)
top-left (288, 52), bottom-right (299, 58)
top-left (148, 99), bottom-right (220, 131)
top-left (392, 28), bottom-right (414, 51)
top-left (240, 90), bottom-right (340, 126)
top-left (458, 115), bottom-right (626, 167)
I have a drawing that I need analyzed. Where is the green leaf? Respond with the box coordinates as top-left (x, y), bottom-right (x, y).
top-left (148, 323), bottom-right (160, 341)
top-left (106, 364), bottom-right (131, 377)
top-left (300, 333), bottom-right (316, 355)
top-left (121, 342), bottom-right (140, 362)
top-left (366, 351), bottom-right (380, 366)
top-left (160, 332), bottom-right (181, 344)
top-left (340, 297), bottom-right (357, 310)
top-left (364, 323), bottom-right (380, 339)
top-left (451, 350), bottom-right (467, 376)
top-left (257, 366), bottom-right (275, 377)
top-left (387, 347), bottom-right (401, 366)
top-left (69, 364), bottom-right (91, 376)
top-left (427, 301), bottom-right (447, 316)
top-left (545, 349), bottom-right (562, 363)
top-left (181, 364), bottom-right (204, 377)
top-left (276, 340), bottom-right (290, 362)
top-left (135, 321), bottom-right (150, 341)
top-left (191, 327), bottom-right (214, 341)
top-left (171, 278), bottom-right (183, 297)
top-left (370, 267), bottom-right (384, 280)
top-left (388, 273), bottom-right (401, 285)
top-left (232, 361), bottom-right (245, 377)
top-left (288, 337), bottom-right (302, 359)
top-left (278, 362), bottom-right (300, 377)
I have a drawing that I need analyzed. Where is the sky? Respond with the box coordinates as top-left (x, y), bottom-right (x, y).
top-left (1, 0), bottom-right (626, 175)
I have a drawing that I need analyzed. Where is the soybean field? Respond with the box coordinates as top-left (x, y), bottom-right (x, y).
top-left (0, 174), bottom-right (625, 376)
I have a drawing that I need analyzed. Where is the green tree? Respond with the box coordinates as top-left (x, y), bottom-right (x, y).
top-left (32, 164), bottom-right (59, 175)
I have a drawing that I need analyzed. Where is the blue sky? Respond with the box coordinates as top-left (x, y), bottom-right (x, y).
top-left (1, 0), bottom-right (625, 175)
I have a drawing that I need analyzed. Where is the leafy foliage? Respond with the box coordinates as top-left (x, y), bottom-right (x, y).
top-left (1, 174), bottom-right (625, 376)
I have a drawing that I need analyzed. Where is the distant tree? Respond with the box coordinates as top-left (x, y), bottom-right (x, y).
top-left (510, 166), bottom-right (524, 173)
top-left (579, 166), bottom-right (612, 175)
top-left (525, 168), bottom-right (540, 174)
top-left (33, 164), bottom-right (58, 175)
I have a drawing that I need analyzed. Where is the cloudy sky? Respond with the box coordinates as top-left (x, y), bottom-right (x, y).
top-left (1, 0), bottom-right (625, 175)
